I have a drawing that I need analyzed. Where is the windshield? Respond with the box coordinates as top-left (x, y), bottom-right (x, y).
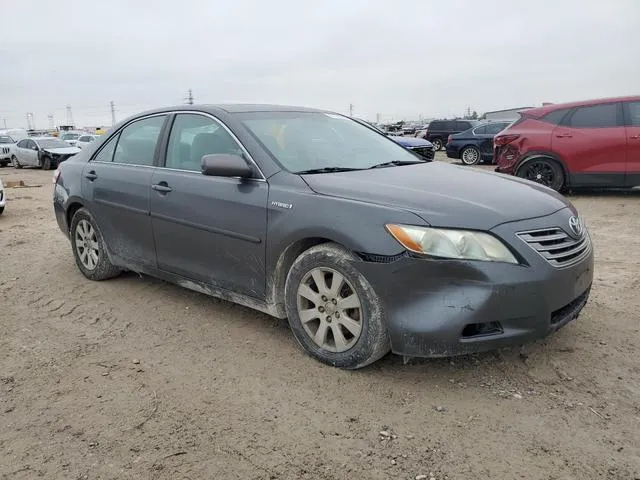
top-left (62, 133), bottom-right (80, 140)
top-left (0, 136), bottom-right (14, 143)
top-left (38, 139), bottom-right (72, 149)
top-left (241, 112), bottom-right (422, 173)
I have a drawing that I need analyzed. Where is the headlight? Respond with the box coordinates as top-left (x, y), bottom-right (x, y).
top-left (386, 224), bottom-right (518, 264)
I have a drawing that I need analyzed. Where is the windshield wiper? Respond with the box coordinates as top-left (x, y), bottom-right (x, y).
top-left (368, 160), bottom-right (426, 169)
top-left (296, 167), bottom-right (365, 174)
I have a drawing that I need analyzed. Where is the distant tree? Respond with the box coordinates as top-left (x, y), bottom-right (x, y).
top-left (471, 111), bottom-right (478, 120)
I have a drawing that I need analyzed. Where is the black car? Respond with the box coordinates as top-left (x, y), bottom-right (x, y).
top-left (446, 121), bottom-right (511, 165)
top-left (53, 104), bottom-right (593, 369)
top-left (424, 119), bottom-right (480, 151)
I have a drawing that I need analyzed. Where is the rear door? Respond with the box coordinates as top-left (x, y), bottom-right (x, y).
top-left (552, 102), bottom-right (626, 187)
top-left (82, 114), bottom-right (168, 269)
top-left (149, 112), bottom-right (269, 298)
top-left (623, 100), bottom-right (640, 186)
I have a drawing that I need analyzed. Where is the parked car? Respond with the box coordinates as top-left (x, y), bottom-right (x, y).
top-left (53, 104), bottom-right (593, 369)
top-left (352, 118), bottom-right (435, 160)
top-left (0, 177), bottom-right (5, 215)
top-left (446, 121), bottom-right (512, 165)
top-left (12, 137), bottom-right (81, 170)
top-left (0, 135), bottom-right (16, 167)
top-left (76, 134), bottom-right (101, 149)
top-left (60, 131), bottom-right (83, 146)
top-left (425, 119), bottom-right (480, 151)
top-left (494, 96), bottom-right (640, 191)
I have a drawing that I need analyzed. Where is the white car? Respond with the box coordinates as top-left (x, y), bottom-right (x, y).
top-left (12, 137), bottom-right (81, 170)
top-left (76, 134), bottom-right (101, 149)
top-left (0, 135), bottom-right (15, 167)
top-left (60, 131), bottom-right (83, 146)
top-left (0, 177), bottom-right (6, 215)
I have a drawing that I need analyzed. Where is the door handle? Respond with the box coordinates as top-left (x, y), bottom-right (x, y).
top-left (555, 133), bottom-right (573, 138)
top-left (85, 171), bottom-right (97, 181)
top-left (152, 183), bottom-right (173, 193)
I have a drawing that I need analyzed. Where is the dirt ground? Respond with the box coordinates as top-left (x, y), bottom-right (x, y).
top-left (1, 155), bottom-right (639, 480)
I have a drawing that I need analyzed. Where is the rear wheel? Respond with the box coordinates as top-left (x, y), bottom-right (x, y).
top-left (284, 243), bottom-right (390, 369)
top-left (11, 156), bottom-right (21, 169)
top-left (70, 208), bottom-right (121, 281)
top-left (460, 146), bottom-right (481, 165)
top-left (431, 138), bottom-right (443, 151)
top-left (516, 158), bottom-right (565, 192)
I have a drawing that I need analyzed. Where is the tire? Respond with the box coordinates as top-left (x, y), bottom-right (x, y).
top-left (43, 156), bottom-right (51, 170)
top-left (431, 138), bottom-right (443, 151)
top-left (0, 206), bottom-right (4, 215)
top-left (516, 157), bottom-right (565, 192)
top-left (284, 243), bottom-right (390, 369)
top-left (70, 208), bottom-right (121, 281)
top-left (460, 146), bottom-right (481, 165)
top-left (11, 156), bottom-right (22, 169)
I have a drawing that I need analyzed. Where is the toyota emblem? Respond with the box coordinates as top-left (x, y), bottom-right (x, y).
top-left (568, 216), bottom-right (583, 238)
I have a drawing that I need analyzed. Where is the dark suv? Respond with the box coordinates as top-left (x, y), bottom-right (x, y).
top-left (425, 119), bottom-right (480, 151)
top-left (494, 96), bottom-right (640, 191)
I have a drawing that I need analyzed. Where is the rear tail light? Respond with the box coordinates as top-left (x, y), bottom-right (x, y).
top-left (447, 135), bottom-right (452, 145)
top-left (53, 168), bottom-right (61, 184)
top-left (494, 134), bottom-right (520, 146)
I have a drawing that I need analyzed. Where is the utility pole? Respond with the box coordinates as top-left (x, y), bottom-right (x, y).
top-left (110, 101), bottom-right (116, 126)
top-left (2, 118), bottom-right (7, 129)
top-left (376, 113), bottom-right (381, 124)
top-left (48, 114), bottom-right (54, 129)
top-left (185, 89), bottom-right (194, 105)
top-left (26, 113), bottom-right (35, 130)
top-left (66, 105), bottom-right (74, 126)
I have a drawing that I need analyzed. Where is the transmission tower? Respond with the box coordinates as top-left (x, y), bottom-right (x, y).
top-left (349, 103), bottom-right (354, 116)
top-left (48, 114), bottom-right (54, 129)
top-left (185, 89), bottom-right (194, 105)
top-left (110, 101), bottom-right (116, 126)
top-left (66, 105), bottom-right (74, 126)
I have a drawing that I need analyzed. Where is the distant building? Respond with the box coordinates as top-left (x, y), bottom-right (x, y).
top-left (482, 106), bottom-right (533, 122)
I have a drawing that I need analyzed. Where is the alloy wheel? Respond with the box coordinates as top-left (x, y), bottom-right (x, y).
top-left (461, 147), bottom-right (480, 165)
top-left (75, 219), bottom-right (100, 270)
top-left (521, 161), bottom-right (557, 187)
top-left (296, 267), bottom-right (363, 353)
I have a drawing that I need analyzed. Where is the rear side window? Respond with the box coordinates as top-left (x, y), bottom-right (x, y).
top-left (541, 109), bottom-right (570, 125)
top-left (429, 121), bottom-right (445, 131)
top-left (455, 121), bottom-right (471, 130)
top-left (626, 101), bottom-right (640, 126)
top-left (113, 115), bottom-right (166, 166)
top-left (566, 103), bottom-right (619, 128)
top-left (93, 134), bottom-right (119, 162)
top-left (473, 125), bottom-right (488, 134)
top-left (485, 123), bottom-right (507, 135)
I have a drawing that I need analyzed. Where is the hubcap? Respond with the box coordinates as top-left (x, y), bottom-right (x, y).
top-left (75, 219), bottom-right (100, 270)
top-left (462, 148), bottom-right (479, 164)
top-left (296, 267), bottom-right (363, 353)
top-left (523, 161), bottom-right (555, 187)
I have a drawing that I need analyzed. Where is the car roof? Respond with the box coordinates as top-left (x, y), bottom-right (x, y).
top-left (127, 104), bottom-right (331, 119)
top-left (525, 95), bottom-right (640, 117)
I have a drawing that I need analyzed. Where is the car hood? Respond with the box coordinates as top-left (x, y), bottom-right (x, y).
top-left (388, 135), bottom-right (433, 148)
top-left (302, 162), bottom-right (572, 229)
top-left (44, 147), bottom-right (81, 155)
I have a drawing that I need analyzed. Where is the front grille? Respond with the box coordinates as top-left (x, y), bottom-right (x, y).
top-left (410, 146), bottom-right (435, 160)
top-left (550, 288), bottom-right (590, 326)
top-left (517, 227), bottom-right (590, 268)
top-left (1, 147), bottom-right (9, 154)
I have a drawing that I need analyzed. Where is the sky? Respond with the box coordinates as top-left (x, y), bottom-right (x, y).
top-left (1, 0), bottom-right (639, 129)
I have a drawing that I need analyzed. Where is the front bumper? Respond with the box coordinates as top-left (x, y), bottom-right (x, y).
top-left (354, 208), bottom-right (594, 358)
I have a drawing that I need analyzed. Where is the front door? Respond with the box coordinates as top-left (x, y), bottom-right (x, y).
top-left (623, 100), bottom-right (640, 187)
top-left (149, 113), bottom-right (268, 298)
top-left (552, 102), bottom-right (627, 187)
top-left (24, 139), bottom-right (39, 166)
top-left (82, 115), bottom-right (168, 269)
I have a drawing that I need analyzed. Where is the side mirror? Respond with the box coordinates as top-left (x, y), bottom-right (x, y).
top-left (201, 153), bottom-right (253, 178)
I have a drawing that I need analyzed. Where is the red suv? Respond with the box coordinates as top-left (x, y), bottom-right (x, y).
top-left (494, 96), bottom-right (640, 191)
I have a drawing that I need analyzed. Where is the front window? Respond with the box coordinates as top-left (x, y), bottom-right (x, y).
top-left (0, 136), bottom-right (14, 144)
top-left (241, 112), bottom-right (422, 173)
top-left (38, 139), bottom-right (71, 149)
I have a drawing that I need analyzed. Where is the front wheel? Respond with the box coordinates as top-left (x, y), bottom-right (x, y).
top-left (42, 156), bottom-right (52, 170)
top-left (11, 156), bottom-right (22, 169)
top-left (0, 206), bottom-right (4, 215)
top-left (70, 208), bottom-right (121, 281)
top-left (460, 146), bottom-right (481, 165)
top-left (431, 138), bottom-right (443, 151)
top-left (285, 243), bottom-right (390, 369)
top-left (516, 158), bottom-right (565, 192)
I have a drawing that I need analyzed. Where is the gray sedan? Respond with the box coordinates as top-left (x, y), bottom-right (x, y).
top-left (53, 105), bottom-right (593, 369)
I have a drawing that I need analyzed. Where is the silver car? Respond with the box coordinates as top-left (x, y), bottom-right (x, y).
top-left (12, 137), bottom-right (81, 170)
top-left (76, 134), bottom-right (101, 149)
top-left (0, 135), bottom-right (15, 167)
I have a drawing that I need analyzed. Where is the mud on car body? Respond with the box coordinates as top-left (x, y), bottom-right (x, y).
top-left (53, 104), bottom-right (593, 369)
